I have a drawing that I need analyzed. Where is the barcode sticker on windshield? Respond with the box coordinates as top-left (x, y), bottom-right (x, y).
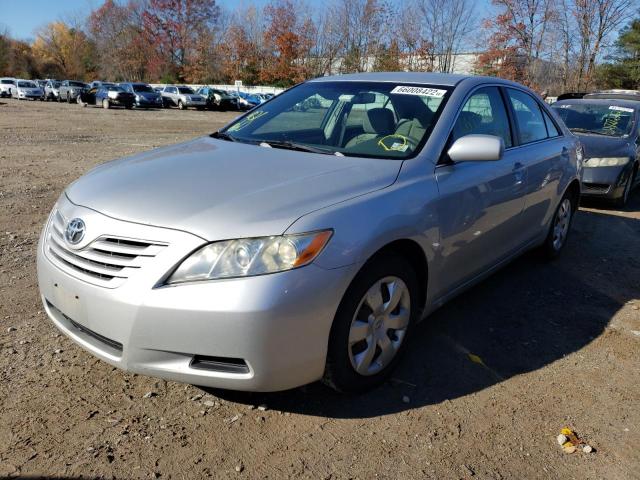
top-left (391, 86), bottom-right (447, 97)
top-left (609, 105), bottom-right (634, 113)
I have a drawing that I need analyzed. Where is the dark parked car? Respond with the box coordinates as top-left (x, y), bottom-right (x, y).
top-left (552, 98), bottom-right (639, 206)
top-left (58, 80), bottom-right (87, 103)
top-left (119, 82), bottom-right (163, 108)
top-left (89, 81), bottom-right (116, 89)
top-left (195, 86), bottom-right (238, 110)
top-left (78, 85), bottom-right (135, 109)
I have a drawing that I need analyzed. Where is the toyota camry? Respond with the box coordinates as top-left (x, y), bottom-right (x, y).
top-left (37, 73), bottom-right (581, 393)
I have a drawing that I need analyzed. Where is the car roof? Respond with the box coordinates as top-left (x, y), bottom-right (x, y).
top-left (553, 98), bottom-right (640, 109)
top-left (309, 72), bottom-right (521, 88)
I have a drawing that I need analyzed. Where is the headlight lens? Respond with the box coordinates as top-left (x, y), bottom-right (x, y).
top-left (166, 230), bottom-right (333, 284)
top-left (108, 91), bottom-right (118, 99)
top-left (583, 157), bottom-right (629, 167)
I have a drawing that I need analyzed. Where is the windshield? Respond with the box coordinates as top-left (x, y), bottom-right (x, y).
top-left (220, 81), bottom-right (450, 159)
top-left (50, 81), bottom-right (61, 88)
top-left (2, 79), bottom-right (15, 84)
top-left (107, 86), bottom-right (125, 92)
top-left (18, 81), bottom-right (36, 88)
top-left (69, 81), bottom-right (85, 87)
top-left (133, 84), bottom-right (153, 93)
top-left (178, 87), bottom-right (194, 94)
top-left (552, 102), bottom-right (635, 137)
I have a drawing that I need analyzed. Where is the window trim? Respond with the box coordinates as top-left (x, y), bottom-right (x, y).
top-left (438, 83), bottom-right (516, 165)
top-left (504, 86), bottom-right (564, 146)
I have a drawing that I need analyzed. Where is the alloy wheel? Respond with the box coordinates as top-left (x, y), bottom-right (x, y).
top-left (348, 276), bottom-right (411, 376)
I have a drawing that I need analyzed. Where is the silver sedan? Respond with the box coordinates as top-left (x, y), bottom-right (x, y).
top-left (37, 73), bottom-right (581, 392)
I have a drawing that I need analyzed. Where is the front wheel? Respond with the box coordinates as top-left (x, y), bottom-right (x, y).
top-left (102, 98), bottom-right (110, 109)
top-left (323, 255), bottom-right (419, 393)
top-left (178, 100), bottom-right (185, 110)
top-left (541, 194), bottom-right (574, 259)
top-left (615, 169), bottom-right (635, 207)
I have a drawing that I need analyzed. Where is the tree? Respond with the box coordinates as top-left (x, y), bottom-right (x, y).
top-left (596, 18), bottom-right (640, 89)
top-left (260, 0), bottom-right (315, 86)
top-left (572, 0), bottom-right (633, 90)
top-left (32, 22), bottom-right (95, 79)
top-left (476, 0), bottom-right (557, 89)
top-left (415, 0), bottom-right (477, 73)
top-left (141, 0), bottom-right (220, 81)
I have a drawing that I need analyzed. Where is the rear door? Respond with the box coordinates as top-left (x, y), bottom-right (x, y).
top-left (505, 88), bottom-right (566, 241)
top-left (434, 86), bottom-right (527, 294)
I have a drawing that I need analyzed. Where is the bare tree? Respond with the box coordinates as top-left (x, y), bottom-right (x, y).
top-left (415, 0), bottom-right (478, 73)
top-left (573, 0), bottom-right (633, 89)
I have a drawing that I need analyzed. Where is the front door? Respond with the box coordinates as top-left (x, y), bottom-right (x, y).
top-left (434, 86), bottom-right (526, 295)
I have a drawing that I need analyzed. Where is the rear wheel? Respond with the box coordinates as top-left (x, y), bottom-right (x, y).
top-left (542, 194), bottom-right (574, 259)
top-left (102, 98), bottom-right (110, 109)
top-left (323, 255), bottom-right (419, 393)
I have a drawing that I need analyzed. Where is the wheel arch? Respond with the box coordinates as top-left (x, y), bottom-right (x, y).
top-left (359, 238), bottom-right (429, 316)
top-left (564, 178), bottom-right (581, 211)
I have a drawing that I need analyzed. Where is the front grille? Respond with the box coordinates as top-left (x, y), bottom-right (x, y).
top-left (582, 182), bottom-right (611, 194)
top-left (45, 209), bottom-right (167, 288)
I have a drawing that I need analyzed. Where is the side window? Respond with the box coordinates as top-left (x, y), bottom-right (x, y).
top-left (543, 110), bottom-right (560, 137)
top-left (452, 87), bottom-right (512, 148)
top-left (507, 89), bottom-right (548, 144)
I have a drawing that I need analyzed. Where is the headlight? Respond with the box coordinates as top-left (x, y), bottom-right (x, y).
top-left (166, 230), bottom-right (333, 284)
top-left (108, 91), bottom-right (118, 99)
top-left (583, 157), bottom-right (629, 167)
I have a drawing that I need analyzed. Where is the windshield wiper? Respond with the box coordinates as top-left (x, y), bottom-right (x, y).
top-left (210, 131), bottom-right (236, 142)
top-left (570, 128), bottom-right (614, 137)
top-left (259, 140), bottom-right (340, 155)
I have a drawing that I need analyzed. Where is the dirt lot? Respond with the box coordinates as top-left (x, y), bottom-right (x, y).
top-left (1, 98), bottom-right (639, 480)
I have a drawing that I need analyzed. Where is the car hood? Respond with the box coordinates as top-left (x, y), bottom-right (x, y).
top-left (136, 91), bottom-right (160, 99)
top-left (574, 133), bottom-right (634, 159)
top-left (65, 137), bottom-right (401, 240)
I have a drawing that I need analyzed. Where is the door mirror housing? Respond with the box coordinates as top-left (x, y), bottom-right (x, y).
top-left (447, 134), bottom-right (505, 162)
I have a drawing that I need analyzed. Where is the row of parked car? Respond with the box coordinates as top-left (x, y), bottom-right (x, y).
top-left (0, 77), bottom-right (274, 111)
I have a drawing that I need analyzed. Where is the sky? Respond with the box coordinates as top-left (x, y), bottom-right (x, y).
top-left (0, 0), bottom-right (273, 40)
top-left (0, 0), bottom-right (493, 41)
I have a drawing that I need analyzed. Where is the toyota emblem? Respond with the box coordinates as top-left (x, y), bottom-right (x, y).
top-left (64, 218), bottom-right (86, 245)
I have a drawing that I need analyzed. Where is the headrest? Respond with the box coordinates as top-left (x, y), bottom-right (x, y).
top-left (363, 108), bottom-right (395, 135)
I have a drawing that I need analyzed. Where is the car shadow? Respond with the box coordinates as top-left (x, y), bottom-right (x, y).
top-left (204, 195), bottom-right (639, 418)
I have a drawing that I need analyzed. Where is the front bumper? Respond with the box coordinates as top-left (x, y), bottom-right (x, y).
top-left (37, 197), bottom-right (354, 391)
top-left (580, 165), bottom-right (630, 199)
top-left (135, 97), bottom-right (163, 108)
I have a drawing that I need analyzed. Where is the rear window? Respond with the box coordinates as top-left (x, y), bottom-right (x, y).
top-left (1, 79), bottom-right (14, 84)
top-left (133, 84), bottom-right (153, 93)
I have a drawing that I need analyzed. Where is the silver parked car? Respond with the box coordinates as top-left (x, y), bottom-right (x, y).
top-left (37, 73), bottom-right (581, 393)
top-left (160, 85), bottom-right (207, 110)
top-left (12, 79), bottom-right (44, 100)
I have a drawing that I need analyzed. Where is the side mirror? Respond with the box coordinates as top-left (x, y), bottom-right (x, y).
top-left (447, 134), bottom-right (505, 162)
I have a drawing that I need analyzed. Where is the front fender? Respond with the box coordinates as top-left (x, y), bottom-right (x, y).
top-left (285, 170), bottom-right (440, 275)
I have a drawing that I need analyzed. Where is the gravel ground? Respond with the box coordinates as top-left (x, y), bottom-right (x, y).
top-left (1, 98), bottom-right (639, 479)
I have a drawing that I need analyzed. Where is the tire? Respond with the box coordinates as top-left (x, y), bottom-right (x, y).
top-left (615, 168), bottom-right (635, 207)
top-left (541, 193), bottom-right (575, 259)
top-left (323, 254), bottom-right (420, 393)
top-left (76, 95), bottom-right (84, 106)
top-left (178, 100), bottom-right (185, 110)
top-left (66, 93), bottom-right (71, 103)
top-left (102, 99), bottom-right (110, 109)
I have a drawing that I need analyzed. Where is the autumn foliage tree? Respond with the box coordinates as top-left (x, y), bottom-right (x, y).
top-left (141, 0), bottom-right (220, 82)
top-left (260, 0), bottom-right (315, 86)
